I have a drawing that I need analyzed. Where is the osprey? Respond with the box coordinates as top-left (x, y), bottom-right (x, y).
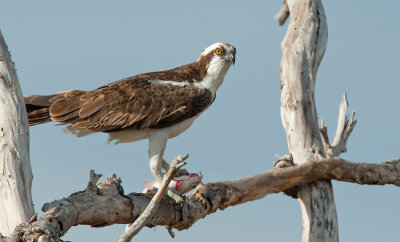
top-left (25, 42), bottom-right (236, 201)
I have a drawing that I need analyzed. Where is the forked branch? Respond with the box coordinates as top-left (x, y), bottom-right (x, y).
top-left (320, 94), bottom-right (357, 157)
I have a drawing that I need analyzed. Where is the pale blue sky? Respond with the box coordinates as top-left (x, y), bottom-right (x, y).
top-left (1, 1), bottom-right (399, 241)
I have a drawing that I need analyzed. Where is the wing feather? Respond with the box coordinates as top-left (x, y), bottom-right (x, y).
top-left (79, 94), bottom-right (106, 118)
top-left (47, 78), bottom-right (212, 132)
top-left (159, 106), bottom-right (186, 123)
top-left (50, 96), bottom-right (81, 118)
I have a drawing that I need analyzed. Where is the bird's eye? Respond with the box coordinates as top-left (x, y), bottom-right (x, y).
top-left (215, 48), bottom-right (222, 55)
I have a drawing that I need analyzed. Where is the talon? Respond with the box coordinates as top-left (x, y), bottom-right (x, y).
top-left (167, 189), bottom-right (184, 203)
top-left (175, 168), bottom-right (189, 176)
top-left (143, 172), bottom-right (202, 195)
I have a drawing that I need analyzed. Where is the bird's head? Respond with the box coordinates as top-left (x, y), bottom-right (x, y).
top-left (196, 42), bottom-right (236, 94)
top-left (198, 42), bottom-right (236, 66)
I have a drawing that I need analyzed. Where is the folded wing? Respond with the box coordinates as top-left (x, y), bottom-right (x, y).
top-left (38, 79), bottom-right (213, 132)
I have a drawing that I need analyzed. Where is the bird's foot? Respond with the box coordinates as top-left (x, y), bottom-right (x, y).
top-left (144, 186), bottom-right (184, 203)
top-left (166, 154), bottom-right (187, 203)
top-left (166, 189), bottom-right (184, 203)
top-left (174, 168), bottom-right (189, 176)
top-left (162, 158), bottom-right (189, 176)
top-left (143, 170), bottom-right (202, 200)
top-left (146, 154), bottom-right (190, 203)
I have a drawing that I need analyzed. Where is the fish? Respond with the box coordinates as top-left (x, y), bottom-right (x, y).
top-left (143, 172), bottom-right (203, 194)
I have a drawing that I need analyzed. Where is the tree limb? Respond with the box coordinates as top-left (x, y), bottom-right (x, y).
top-left (8, 157), bottom-right (400, 241)
top-left (274, 0), bottom-right (289, 26)
top-left (320, 94), bottom-right (357, 158)
top-left (279, 0), bottom-right (337, 240)
top-left (0, 30), bottom-right (34, 236)
top-left (331, 94), bottom-right (357, 156)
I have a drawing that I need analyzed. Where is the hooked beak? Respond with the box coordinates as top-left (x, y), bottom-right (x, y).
top-left (232, 47), bottom-right (236, 65)
top-left (225, 53), bottom-right (236, 65)
top-left (222, 46), bottom-right (236, 65)
top-left (226, 47), bottom-right (236, 65)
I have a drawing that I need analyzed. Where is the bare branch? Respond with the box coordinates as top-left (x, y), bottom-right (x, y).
top-left (86, 170), bottom-right (103, 192)
top-left (331, 94), bottom-right (357, 156)
top-left (319, 118), bottom-right (333, 157)
top-left (279, 0), bottom-right (336, 240)
top-left (119, 154), bottom-right (188, 242)
top-left (274, 0), bottom-right (289, 26)
top-left (8, 157), bottom-right (400, 241)
top-left (0, 30), bottom-right (34, 236)
top-left (319, 94), bottom-right (357, 158)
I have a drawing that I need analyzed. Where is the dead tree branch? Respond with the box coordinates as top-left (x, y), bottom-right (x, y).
top-left (331, 94), bottom-right (357, 156)
top-left (278, 0), bottom-right (337, 241)
top-left (274, 0), bottom-right (290, 26)
top-left (0, 30), bottom-right (34, 236)
top-left (319, 94), bottom-right (357, 158)
top-left (8, 157), bottom-right (400, 241)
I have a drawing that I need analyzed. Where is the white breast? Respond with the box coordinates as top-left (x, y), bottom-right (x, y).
top-left (105, 115), bottom-right (198, 144)
top-left (164, 116), bottom-right (198, 139)
top-left (194, 57), bottom-right (232, 97)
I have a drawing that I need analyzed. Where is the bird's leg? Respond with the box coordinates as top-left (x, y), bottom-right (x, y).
top-left (149, 131), bottom-right (183, 203)
top-left (149, 154), bottom-right (164, 185)
top-left (149, 131), bottom-right (168, 186)
top-left (162, 159), bottom-right (189, 176)
top-left (161, 159), bottom-right (169, 171)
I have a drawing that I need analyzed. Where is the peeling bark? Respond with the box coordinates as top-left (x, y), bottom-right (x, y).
top-left (8, 158), bottom-right (400, 241)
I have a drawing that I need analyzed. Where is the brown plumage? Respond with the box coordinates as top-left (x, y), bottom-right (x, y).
top-left (24, 62), bottom-right (214, 132)
top-left (25, 42), bottom-right (236, 202)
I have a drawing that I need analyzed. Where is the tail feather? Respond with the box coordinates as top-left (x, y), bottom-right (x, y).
top-left (24, 94), bottom-right (57, 126)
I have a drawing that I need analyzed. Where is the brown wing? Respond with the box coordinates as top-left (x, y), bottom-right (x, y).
top-left (48, 79), bottom-right (213, 132)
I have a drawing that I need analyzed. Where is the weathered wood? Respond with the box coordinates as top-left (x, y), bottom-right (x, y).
top-left (0, 30), bottom-right (34, 236)
top-left (8, 157), bottom-right (400, 241)
top-left (319, 94), bottom-right (356, 158)
top-left (330, 94), bottom-right (357, 157)
top-left (279, 0), bottom-right (338, 241)
top-left (274, 0), bottom-right (289, 26)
